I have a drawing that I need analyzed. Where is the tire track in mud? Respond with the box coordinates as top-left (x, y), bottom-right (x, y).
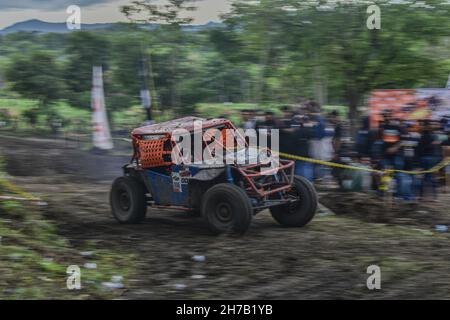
top-left (3, 135), bottom-right (450, 299)
top-left (9, 176), bottom-right (450, 299)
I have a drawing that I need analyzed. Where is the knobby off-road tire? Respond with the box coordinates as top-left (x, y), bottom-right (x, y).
top-left (201, 184), bottom-right (253, 235)
top-left (110, 176), bottom-right (147, 224)
top-left (270, 176), bottom-right (317, 227)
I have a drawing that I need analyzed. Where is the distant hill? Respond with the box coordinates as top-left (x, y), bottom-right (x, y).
top-left (0, 19), bottom-right (223, 35)
top-left (0, 19), bottom-right (114, 34)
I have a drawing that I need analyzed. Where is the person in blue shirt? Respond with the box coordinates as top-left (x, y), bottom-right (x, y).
top-left (307, 101), bottom-right (327, 180)
top-left (417, 120), bottom-right (442, 200)
top-left (396, 123), bottom-right (421, 200)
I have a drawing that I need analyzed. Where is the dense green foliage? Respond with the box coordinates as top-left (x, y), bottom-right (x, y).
top-left (5, 51), bottom-right (62, 107)
top-left (0, 0), bottom-right (449, 122)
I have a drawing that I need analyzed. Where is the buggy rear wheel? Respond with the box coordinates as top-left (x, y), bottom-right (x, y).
top-left (201, 184), bottom-right (253, 235)
top-left (110, 176), bottom-right (147, 224)
top-left (270, 176), bottom-right (317, 227)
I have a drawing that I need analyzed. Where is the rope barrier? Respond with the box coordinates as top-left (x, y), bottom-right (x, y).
top-left (277, 152), bottom-right (450, 176)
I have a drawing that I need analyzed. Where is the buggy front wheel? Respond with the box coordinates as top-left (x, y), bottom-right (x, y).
top-left (270, 176), bottom-right (317, 227)
top-left (201, 184), bottom-right (253, 235)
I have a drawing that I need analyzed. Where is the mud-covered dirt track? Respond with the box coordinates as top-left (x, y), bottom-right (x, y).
top-left (1, 135), bottom-right (450, 299)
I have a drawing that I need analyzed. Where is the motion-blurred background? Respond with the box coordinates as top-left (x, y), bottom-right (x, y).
top-left (0, 0), bottom-right (449, 138)
top-left (1, 0), bottom-right (450, 300)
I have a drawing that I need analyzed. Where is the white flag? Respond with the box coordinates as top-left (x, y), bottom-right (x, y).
top-left (91, 66), bottom-right (113, 150)
top-left (140, 89), bottom-right (152, 109)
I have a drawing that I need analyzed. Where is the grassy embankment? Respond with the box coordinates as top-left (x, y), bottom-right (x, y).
top-left (0, 162), bottom-right (135, 299)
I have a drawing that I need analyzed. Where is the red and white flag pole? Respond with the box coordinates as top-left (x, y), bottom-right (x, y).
top-left (91, 66), bottom-right (113, 150)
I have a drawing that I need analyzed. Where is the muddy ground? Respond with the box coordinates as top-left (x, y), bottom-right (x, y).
top-left (1, 135), bottom-right (450, 299)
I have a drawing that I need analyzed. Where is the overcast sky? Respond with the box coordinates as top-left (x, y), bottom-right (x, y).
top-left (0, 0), bottom-right (232, 29)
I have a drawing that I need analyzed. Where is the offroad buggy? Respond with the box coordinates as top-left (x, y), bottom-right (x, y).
top-left (110, 117), bottom-right (317, 234)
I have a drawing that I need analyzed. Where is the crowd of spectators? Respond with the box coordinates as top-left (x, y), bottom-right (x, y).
top-left (238, 102), bottom-right (450, 201)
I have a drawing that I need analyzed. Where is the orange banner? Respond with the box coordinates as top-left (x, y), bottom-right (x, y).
top-left (369, 89), bottom-right (435, 128)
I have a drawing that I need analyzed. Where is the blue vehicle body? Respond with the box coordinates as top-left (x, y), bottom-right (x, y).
top-left (146, 164), bottom-right (234, 207)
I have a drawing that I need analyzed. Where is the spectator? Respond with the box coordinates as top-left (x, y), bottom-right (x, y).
top-left (380, 111), bottom-right (403, 170)
top-left (321, 112), bottom-right (337, 163)
top-left (279, 106), bottom-right (299, 157)
top-left (256, 111), bottom-right (278, 149)
top-left (241, 109), bottom-right (256, 130)
top-left (355, 117), bottom-right (372, 159)
top-left (291, 115), bottom-right (315, 181)
top-left (307, 101), bottom-right (327, 180)
top-left (256, 111), bottom-right (278, 131)
top-left (369, 127), bottom-right (386, 193)
top-left (443, 116), bottom-right (450, 133)
top-left (417, 120), bottom-right (441, 200)
top-left (329, 110), bottom-right (343, 156)
top-left (442, 129), bottom-right (450, 192)
top-left (279, 105), bottom-right (295, 128)
top-left (397, 122), bottom-right (421, 200)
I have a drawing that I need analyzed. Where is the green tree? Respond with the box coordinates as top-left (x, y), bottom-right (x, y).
top-left (5, 50), bottom-right (62, 108)
top-left (223, 0), bottom-right (450, 127)
top-left (121, 0), bottom-right (199, 113)
top-left (107, 29), bottom-right (145, 112)
top-left (64, 31), bottom-right (110, 109)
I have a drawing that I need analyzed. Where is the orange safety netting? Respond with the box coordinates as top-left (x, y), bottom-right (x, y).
top-left (135, 137), bottom-right (173, 168)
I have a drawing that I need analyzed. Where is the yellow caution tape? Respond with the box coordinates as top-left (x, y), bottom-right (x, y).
top-left (277, 152), bottom-right (450, 176)
top-left (385, 158), bottom-right (450, 175)
top-left (277, 152), bottom-right (385, 174)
